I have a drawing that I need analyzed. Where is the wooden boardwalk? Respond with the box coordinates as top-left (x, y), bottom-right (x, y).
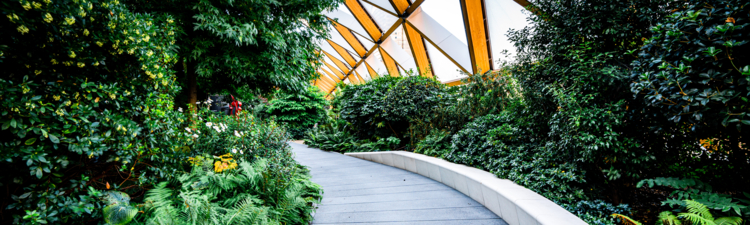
top-left (291, 143), bottom-right (508, 225)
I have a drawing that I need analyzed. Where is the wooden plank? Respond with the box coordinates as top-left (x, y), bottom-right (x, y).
top-left (404, 23), bottom-right (433, 77)
top-left (344, 0), bottom-right (382, 41)
top-left (378, 47), bottom-right (400, 77)
top-left (391, 0), bottom-right (410, 14)
top-left (355, 70), bottom-right (366, 83)
top-left (460, 0), bottom-right (492, 74)
top-left (332, 21), bottom-right (368, 57)
top-left (323, 61), bottom-right (346, 80)
top-left (365, 61), bottom-right (379, 79)
top-left (323, 51), bottom-right (351, 74)
top-left (327, 40), bottom-right (358, 66)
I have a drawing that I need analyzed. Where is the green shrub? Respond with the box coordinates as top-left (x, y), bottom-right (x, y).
top-left (630, 0), bottom-right (749, 172)
top-left (140, 157), bottom-right (321, 225)
top-left (265, 86), bottom-right (328, 139)
top-left (0, 1), bottom-right (182, 223)
top-left (413, 129), bottom-right (452, 158)
top-left (335, 76), bottom-right (401, 140)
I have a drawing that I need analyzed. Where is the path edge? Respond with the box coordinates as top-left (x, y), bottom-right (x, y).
top-left (344, 151), bottom-right (587, 225)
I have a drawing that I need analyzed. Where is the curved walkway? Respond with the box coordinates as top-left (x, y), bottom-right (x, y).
top-left (291, 143), bottom-right (508, 225)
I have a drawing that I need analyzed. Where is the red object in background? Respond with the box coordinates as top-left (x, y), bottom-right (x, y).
top-left (229, 95), bottom-right (242, 117)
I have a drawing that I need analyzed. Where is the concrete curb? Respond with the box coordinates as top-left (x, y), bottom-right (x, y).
top-left (345, 151), bottom-right (587, 225)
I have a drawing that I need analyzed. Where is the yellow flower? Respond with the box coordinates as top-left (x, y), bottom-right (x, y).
top-left (87, 2), bottom-right (92, 10)
top-left (143, 35), bottom-right (150, 42)
top-left (77, 62), bottom-right (85, 68)
top-left (21, 1), bottom-right (31, 10)
top-left (157, 72), bottom-right (163, 78)
top-left (127, 48), bottom-right (134, 55)
top-left (83, 29), bottom-right (89, 36)
top-left (64, 17), bottom-right (75, 25)
top-left (43, 13), bottom-right (53, 23)
top-left (96, 41), bottom-right (103, 47)
top-left (167, 18), bottom-right (174, 23)
top-left (93, 61), bottom-right (99, 66)
top-left (17, 25), bottom-right (29, 34)
top-left (55, 108), bottom-right (64, 116)
top-left (43, 0), bottom-right (50, 4)
top-left (35, 70), bottom-right (41, 75)
top-left (32, 1), bottom-right (41, 9)
top-left (154, 64), bottom-right (159, 69)
top-left (161, 80), bottom-right (167, 86)
top-left (50, 59), bottom-right (58, 64)
top-left (68, 51), bottom-right (76, 58)
top-left (64, 100), bottom-right (71, 106)
top-left (146, 50), bottom-right (153, 56)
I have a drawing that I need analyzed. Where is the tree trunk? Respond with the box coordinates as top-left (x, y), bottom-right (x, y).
top-left (187, 60), bottom-right (197, 113)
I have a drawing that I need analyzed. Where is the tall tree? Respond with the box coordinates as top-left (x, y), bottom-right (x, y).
top-left (129, 0), bottom-right (340, 109)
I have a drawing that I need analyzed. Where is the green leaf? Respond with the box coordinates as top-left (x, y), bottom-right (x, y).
top-left (10, 118), bottom-right (17, 128)
top-left (25, 138), bottom-right (36, 145)
top-left (2, 122), bottom-right (9, 130)
top-left (103, 203), bottom-right (138, 225)
top-left (49, 134), bottom-right (60, 144)
top-left (35, 168), bottom-right (43, 179)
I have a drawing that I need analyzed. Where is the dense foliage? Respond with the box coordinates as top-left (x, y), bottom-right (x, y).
top-left (128, 0), bottom-right (341, 108)
top-left (264, 86), bottom-right (328, 139)
top-left (307, 0), bottom-right (750, 223)
top-left (1, 0), bottom-right (325, 224)
top-left (1, 0), bottom-right (182, 223)
top-left (140, 157), bottom-right (321, 225)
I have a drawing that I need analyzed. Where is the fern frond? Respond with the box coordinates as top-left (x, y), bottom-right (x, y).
top-left (657, 211), bottom-right (681, 225)
top-left (678, 213), bottom-right (716, 225)
top-left (714, 217), bottom-right (743, 225)
top-left (684, 200), bottom-right (714, 221)
top-left (611, 213), bottom-right (642, 225)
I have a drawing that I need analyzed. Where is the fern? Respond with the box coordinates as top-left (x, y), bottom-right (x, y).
top-left (139, 157), bottom-right (321, 225)
top-left (657, 211), bottom-right (681, 225)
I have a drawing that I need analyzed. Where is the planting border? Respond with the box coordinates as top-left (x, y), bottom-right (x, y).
top-left (345, 151), bottom-right (586, 225)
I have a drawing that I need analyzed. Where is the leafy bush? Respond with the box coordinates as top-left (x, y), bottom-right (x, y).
top-left (140, 157), bottom-right (321, 225)
top-left (413, 129), bottom-right (452, 158)
top-left (0, 1), bottom-right (182, 223)
top-left (265, 86), bottom-right (328, 139)
top-left (334, 76), bottom-right (402, 140)
top-left (630, 0), bottom-right (749, 172)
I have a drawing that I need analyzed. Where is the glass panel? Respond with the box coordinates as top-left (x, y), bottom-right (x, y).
top-left (426, 40), bottom-right (466, 82)
top-left (356, 34), bottom-right (375, 51)
top-left (362, 3), bottom-right (399, 32)
top-left (362, 0), bottom-right (396, 15)
top-left (364, 49), bottom-right (389, 76)
top-left (420, 0), bottom-right (467, 45)
top-left (328, 28), bottom-right (360, 59)
top-left (485, 0), bottom-right (530, 68)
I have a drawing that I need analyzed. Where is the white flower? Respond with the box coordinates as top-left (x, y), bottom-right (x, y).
top-left (196, 130), bottom-right (201, 134)
top-left (206, 122), bottom-right (213, 127)
top-left (196, 102), bottom-right (200, 104)
top-left (240, 150), bottom-right (244, 154)
top-left (192, 134), bottom-right (198, 138)
top-left (232, 149), bottom-right (237, 154)
top-left (234, 130), bottom-right (240, 137)
top-left (185, 127), bottom-right (191, 133)
top-left (178, 107), bottom-right (183, 112)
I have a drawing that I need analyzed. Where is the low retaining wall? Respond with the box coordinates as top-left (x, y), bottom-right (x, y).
top-left (345, 151), bottom-right (586, 225)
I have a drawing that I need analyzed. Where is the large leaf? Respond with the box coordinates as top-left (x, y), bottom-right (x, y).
top-left (103, 203), bottom-right (138, 225)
